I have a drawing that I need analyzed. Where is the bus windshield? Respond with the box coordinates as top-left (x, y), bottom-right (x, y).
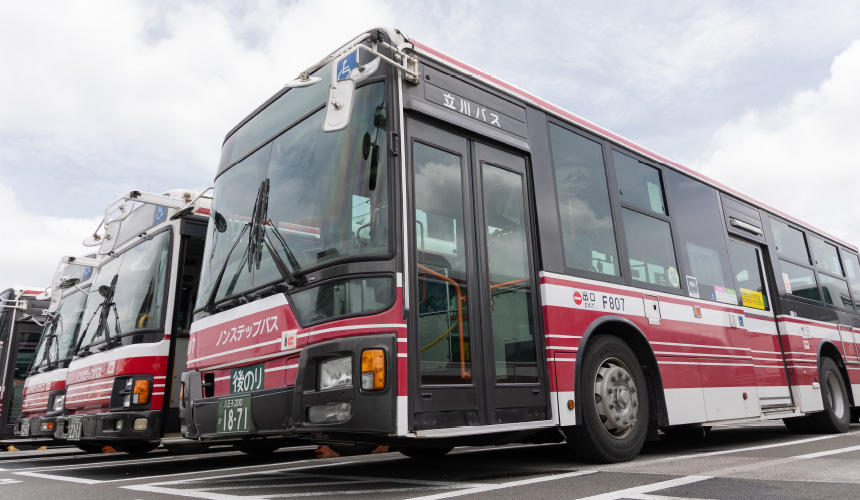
top-left (198, 81), bottom-right (389, 307)
top-left (78, 230), bottom-right (171, 350)
top-left (30, 289), bottom-right (88, 372)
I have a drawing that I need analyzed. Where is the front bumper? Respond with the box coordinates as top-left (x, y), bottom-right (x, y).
top-left (183, 333), bottom-right (397, 440)
top-left (59, 410), bottom-right (162, 445)
top-left (14, 416), bottom-right (59, 440)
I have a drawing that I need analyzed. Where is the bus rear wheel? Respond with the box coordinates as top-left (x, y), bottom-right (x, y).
top-left (808, 357), bottom-right (850, 433)
top-left (563, 335), bottom-right (648, 463)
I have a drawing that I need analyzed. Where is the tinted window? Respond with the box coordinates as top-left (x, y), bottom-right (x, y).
top-left (780, 259), bottom-right (820, 301)
top-left (622, 208), bottom-right (679, 288)
top-left (842, 251), bottom-right (860, 309)
top-left (809, 235), bottom-right (843, 276)
top-left (613, 151), bottom-right (666, 215)
top-left (728, 240), bottom-right (770, 311)
top-left (820, 274), bottom-right (852, 309)
top-left (665, 170), bottom-right (734, 303)
top-left (771, 219), bottom-right (810, 264)
top-left (549, 125), bottom-right (619, 276)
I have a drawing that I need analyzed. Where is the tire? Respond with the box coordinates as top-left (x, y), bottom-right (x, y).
top-left (782, 416), bottom-right (814, 434)
top-left (329, 444), bottom-right (376, 456)
top-left (233, 438), bottom-right (285, 455)
top-left (397, 446), bottom-right (453, 459)
top-left (808, 357), bottom-right (850, 433)
top-left (117, 442), bottom-right (160, 455)
top-left (75, 443), bottom-right (104, 454)
top-left (563, 335), bottom-right (649, 463)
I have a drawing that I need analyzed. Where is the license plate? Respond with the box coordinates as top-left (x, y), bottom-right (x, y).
top-left (20, 419), bottom-right (30, 436)
top-left (216, 394), bottom-right (251, 434)
top-left (68, 416), bottom-right (83, 441)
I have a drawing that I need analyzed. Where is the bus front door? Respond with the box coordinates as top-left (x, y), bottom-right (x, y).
top-left (728, 237), bottom-right (794, 410)
top-left (407, 119), bottom-right (549, 432)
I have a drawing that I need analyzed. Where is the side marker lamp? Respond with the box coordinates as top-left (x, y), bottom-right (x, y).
top-left (361, 349), bottom-right (385, 391)
top-left (133, 380), bottom-right (151, 405)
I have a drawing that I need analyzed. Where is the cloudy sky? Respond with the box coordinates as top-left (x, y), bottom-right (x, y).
top-left (2, 0), bottom-right (860, 286)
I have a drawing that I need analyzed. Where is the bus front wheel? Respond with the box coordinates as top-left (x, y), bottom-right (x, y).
top-left (563, 335), bottom-right (649, 463)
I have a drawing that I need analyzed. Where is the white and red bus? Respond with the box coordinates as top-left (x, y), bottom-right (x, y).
top-left (0, 287), bottom-right (49, 440)
top-left (55, 189), bottom-right (210, 454)
top-left (13, 256), bottom-right (97, 443)
top-left (181, 28), bottom-right (860, 462)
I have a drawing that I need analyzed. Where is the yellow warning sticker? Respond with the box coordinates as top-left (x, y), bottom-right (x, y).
top-left (740, 288), bottom-right (765, 310)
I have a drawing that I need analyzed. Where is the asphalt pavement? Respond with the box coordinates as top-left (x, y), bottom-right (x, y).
top-left (2, 421), bottom-right (860, 499)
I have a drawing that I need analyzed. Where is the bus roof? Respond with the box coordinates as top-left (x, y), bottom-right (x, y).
top-left (407, 38), bottom-right (857, 252)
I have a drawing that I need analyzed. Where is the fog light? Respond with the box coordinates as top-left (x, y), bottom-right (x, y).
top-left (115, 419), bottom-right (124, 431)
top-left (307, 402), bottom-right (352, 423)
top-left (133, 418), bottom-right (148, 431)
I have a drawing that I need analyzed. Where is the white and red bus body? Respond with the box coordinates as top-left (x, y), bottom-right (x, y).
top-left (182, 28), bottom-right (860, 460)
top-left (13, 258), bottom-right (97, 442)
top-left (0, 287), bottom-right (49, 440)
top-left (56, 189), bottom-right (210, 452)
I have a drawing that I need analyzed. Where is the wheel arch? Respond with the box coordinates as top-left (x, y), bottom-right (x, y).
top-left (818, 340), bottom-right (855, 408)
top-left (574, 316), bottom-right (669, 427)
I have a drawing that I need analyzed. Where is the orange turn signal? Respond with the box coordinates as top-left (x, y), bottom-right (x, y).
top-left (133, 380), bottom-right (151, 405)
top-left (361, 349), bottom-right (385, 391)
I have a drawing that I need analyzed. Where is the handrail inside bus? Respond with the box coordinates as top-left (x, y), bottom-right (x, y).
top-left (416, 263), bottom-right (468, 379)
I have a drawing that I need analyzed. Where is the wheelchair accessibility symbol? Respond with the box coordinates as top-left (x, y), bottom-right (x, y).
top-left (154, 205), bottom-right (166, 224)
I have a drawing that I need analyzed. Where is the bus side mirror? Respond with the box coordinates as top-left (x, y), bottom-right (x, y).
top-left (323, 79), bottom-right (355, 132)
top-left (213, 212), bottom-right (228, 233)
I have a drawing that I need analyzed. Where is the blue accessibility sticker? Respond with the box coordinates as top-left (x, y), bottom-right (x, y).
top-left (336, 48), bottom-right (361, 81)
top-left (154, 205), bottom-right (167, 224)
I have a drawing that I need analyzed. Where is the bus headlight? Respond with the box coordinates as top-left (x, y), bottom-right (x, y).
top-left (53, 394), bottom-right (66, 411)
top-left (319, 356), bottom-right (352, 391)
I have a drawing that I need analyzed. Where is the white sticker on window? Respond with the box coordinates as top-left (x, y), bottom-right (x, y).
top-left (686, 276), bottom-right (699, 299)
top-left (782, 272), bottom-right (793, 294)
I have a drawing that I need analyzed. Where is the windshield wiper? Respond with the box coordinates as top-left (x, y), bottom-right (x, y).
top-left (255, 178), bottom-right (306, 287)
top-left (74, 275), bottom-right (121, 354)
top-left (203, 223), bottom-right (251, 314)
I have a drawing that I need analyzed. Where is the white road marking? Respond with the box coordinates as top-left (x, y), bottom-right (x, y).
top-left (15, 471), bottom-right (102, 485)
top-left (651, 430), bottom-right (860, 463)
top-left (573, 476), bottom-right (712, 500)
top-left (629, 495), bottom-right (716, 500)
top-left (792, 444), bottom-right (860, 459)
top-left (404, 470), bottom-right (597, 500)
top-left (0, 478), bottom-right (22, 485)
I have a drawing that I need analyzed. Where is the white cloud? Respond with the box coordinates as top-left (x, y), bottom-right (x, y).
top-left (0, 179), bottom-right (101, 287)
top-left (693, 40), bottom-right (860, 246)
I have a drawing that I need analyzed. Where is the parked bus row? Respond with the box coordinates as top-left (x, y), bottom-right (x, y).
top-left (3, 27), bottom-right (859, 462)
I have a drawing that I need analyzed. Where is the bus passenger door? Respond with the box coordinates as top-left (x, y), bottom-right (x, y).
top-left (728, 237), bottom-right (793, 410)
top-left (407, 118), bottom-right (549, 431)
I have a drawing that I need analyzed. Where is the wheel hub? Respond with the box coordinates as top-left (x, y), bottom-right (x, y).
top-left (594, 357), bottom-right (639, 439)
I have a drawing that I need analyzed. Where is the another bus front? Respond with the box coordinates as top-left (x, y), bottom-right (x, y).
top-left (61, 196), bottom-right (207, 453)
top-left (15, 275), bottom-right (91, 440)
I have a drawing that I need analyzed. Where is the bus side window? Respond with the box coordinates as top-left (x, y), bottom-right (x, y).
top-left (548, 124), bottom-right (620, 276)
top-left (840, 250), bottom-right (860, 309)
top-left (665, 170), bottom-right (735, 304)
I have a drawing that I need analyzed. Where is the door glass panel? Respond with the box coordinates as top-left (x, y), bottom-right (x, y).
top-left (10, 330), bottom-right (41, 421)
top-left (728, 240), bottom-right (770, 311)
top-left (414, 142), bottom-right (471, 385)
top-left (481, 163), bottom-right (538, 384)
